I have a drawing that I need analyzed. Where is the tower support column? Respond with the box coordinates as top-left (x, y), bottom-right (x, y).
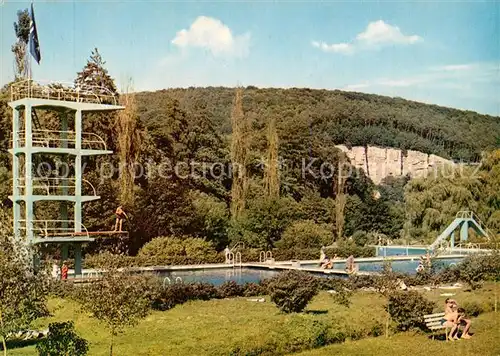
top-left (24, 104), bottom-right (33, 242)
top-left (12, 107), bottom-right (21, 239)
top-left (460, 220), bottom-right (469, 242)
top-left (74, 110), bottom-right (82, 232)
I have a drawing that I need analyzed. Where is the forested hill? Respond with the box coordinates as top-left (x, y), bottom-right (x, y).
top-left (137, 87), bottom-right (500, 162)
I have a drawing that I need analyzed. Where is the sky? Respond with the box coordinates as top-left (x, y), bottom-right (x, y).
top-left (0, 1), bottom-right (499, 116)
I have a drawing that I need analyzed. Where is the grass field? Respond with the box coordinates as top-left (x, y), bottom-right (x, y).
top-left (7, 284), bottom-right (499, 356)
top-left (295, 312), bottom-right (500, 356)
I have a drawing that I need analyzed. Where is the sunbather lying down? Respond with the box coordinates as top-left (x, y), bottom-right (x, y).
top-left (320, 257), bottom-right (333, 269)
top-left (443, 298), bottom-right (473, 340)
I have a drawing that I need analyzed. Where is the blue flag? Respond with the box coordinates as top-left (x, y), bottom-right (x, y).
top-left (29, 3), bottom-right (41, 64)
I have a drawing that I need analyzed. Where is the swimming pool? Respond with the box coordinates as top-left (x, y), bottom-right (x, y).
top-left (158, 257), bottom-right (463, 286)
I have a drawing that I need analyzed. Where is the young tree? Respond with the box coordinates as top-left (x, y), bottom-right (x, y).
top-left (0, 209), bottom-right (50, 356)
top-left (78, 265), bottom-right (150, 356)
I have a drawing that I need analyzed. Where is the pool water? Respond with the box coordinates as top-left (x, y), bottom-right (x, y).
top-left (376, 246), bottom-right (429, 257)
top-left (303, 257), bottom-right (462, 274)
top-left (160, 268), bottom-right (281, 286)
top-left (159, 258), bottom-right (463, 286)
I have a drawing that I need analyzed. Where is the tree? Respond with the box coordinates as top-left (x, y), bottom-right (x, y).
top-left (334, 154), bottom-right (348, 242)
top-left (75, 48), bottom-right (117, 95)
top-left (277, 220), bottom-right (332, 249)
top-left (0, 209), bottom-right (49, 356)
top-left (230, 88), bottom-right (250, 219)
top-left (78, 267), bottom-right (150, 356)
top-left (12, 9), bottom-right (30, 79)
top-left (264, 115), bottom-right (279, 199)
top-left (115, 82), bottom-right (143, 207)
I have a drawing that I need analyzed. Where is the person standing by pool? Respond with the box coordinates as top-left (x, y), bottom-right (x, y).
top-left (345, 255), bottom-right (355, 273)
top-left (224, 246), bottom-right (232, 264)
top-left (61, 261), bottom-right (69, 281)
top-left (114, 206), bottom-right (128, 232)
top-left (51, 260), bottom-right (60, 280)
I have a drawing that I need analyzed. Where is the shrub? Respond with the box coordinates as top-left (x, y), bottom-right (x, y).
top-left (242, 282), bottom-right (266, 297)
top-left (386, 290), bottom-right (435, 331)
top-left (459, 253), bottom-right (500, 289)
top-left (189, 283), bottom-right (220, 301)
top-left (347, 275), bottom-right (379, 290)
top-left (461, 301), bottom-right (484, 317)
top-left (277, 220), bottom-right (333, 249)
top-left (138, 236), bottom-right (222, 265)
top-left (218, 281), bottom-right (244, 298)
top-left (267, 270), bottom-right (319, 313)
top-left (36, 321), bottom-right (88, 356)
top-left (152, 283), bottom-right (192, 311)
top-left (48, 280), bottom-right (78, 299)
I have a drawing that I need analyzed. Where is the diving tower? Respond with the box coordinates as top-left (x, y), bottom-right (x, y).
top-left (429, 211), bottom-right (492, 251)
top-left (8, 79), bottom-right (126, 276)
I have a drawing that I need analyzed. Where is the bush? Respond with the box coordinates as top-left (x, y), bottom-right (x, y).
top-left (190, 283), bottom-right (220, 301)
top-left (267, 270), bottom-right (319, 313)
top-left (242, 282), bottom-right (266, 297)
top-left (36, 321), bottom-right (88, 356)
top-left (137, 236), bottom-right (222, 265)
top-left (150, 283), bottom-right (192, 311)
top-left (277, 220), bottom-right (333, 249)
top-left (459, 253), bottom-right (500, 289)
top-left (461, 301), bottom-right (484, 317)
top-left (218, 281), bottom-right (244, 298)
top-left (386, 290), bottom-right (435, 331)
top-left (48, 280), bottom-right (79, 299)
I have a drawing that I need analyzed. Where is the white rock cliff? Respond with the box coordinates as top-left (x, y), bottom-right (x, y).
top-left (335, 145), bottom-right (454, 185)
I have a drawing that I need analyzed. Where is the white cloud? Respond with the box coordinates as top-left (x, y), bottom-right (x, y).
top-left (313, 20), bottom-right (422, 55)
top-left (356, 20), bottom-right (421, 45)
top-left (343, 62), bottom-right (499, 97)
top-left (172, 16), bottom-right (250, 57)
top-left (431, 64), bottom-right (474, 71)
top-left (344, 83), bottom-right (370, 90)
top-left (311, 41), bottom-right (353, 54)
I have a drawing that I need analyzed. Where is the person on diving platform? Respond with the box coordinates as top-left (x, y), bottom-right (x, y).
top-left (114, 206), bottom-right (128, 232)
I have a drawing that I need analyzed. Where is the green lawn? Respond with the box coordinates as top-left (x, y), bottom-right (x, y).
top-left (294, 312), bottom-right (500, 356)
top-left (7, 284), bottom-right (499, 356)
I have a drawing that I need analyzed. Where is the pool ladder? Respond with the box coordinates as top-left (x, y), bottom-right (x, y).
top-left (162, 276), bottom-right (183, 288)
top-left (259, 251), bottom-right (273, 263)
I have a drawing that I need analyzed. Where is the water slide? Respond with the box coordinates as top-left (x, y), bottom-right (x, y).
top-left (429, 211), bottom-right (490, 251)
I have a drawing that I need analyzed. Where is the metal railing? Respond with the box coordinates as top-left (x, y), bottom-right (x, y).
top-left (234, 252), bottom-right (242, 268)
top-left (231, 242), bottom-right (245, 251)
top-left (259, 251), bottom-right (273, 263)
top-left (18, 219), bottom-right (89, 239)
top-left (11, 79), bottom-right (118, 105)
top-left (12, 129), bottom-right (107, 151)
top-left (16, 177), bottom-right (97, 196)
top-left (456, 210), bottom-right (495, 240)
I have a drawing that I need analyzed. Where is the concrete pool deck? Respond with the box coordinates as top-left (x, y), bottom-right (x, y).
top-left (74, 253), bottom-right (468, 279)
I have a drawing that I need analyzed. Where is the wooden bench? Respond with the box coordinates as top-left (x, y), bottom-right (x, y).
top-left (424, 312), bottom-right (449, 341)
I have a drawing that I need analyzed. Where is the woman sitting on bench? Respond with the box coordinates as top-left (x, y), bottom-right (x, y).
top-left (443, 299), bottom-right (472, 340)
